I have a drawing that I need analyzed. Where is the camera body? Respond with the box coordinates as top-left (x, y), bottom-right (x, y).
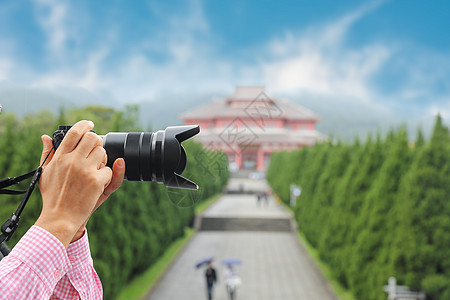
top-left (52, 125), bottom-right (200, 190)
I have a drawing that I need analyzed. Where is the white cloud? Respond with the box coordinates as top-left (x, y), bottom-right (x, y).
top-left (261, 0), bottom-right (391, 101)
top-left (427, 101), bottom-right (450, 121)
top-left (32, 0), bottom-right (68, 59)
top-left (30, 47), bottom-right (111, 93)
top-left (394, 51), bottom-right (450, 103)
top-left (19, 0), bottom-right (219, 101)
top-left (0, 59), bottom-right (13, 80)
top-left (263, 44), bottom-right (391, 100)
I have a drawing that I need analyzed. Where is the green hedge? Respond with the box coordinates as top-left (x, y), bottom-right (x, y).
top-left (0, 106), bottom-right (229, 299)
top-left (267, 115), bottom-right (450, 300)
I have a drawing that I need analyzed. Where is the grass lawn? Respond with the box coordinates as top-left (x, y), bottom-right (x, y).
top-left (194, 193), bottom-right (222, 214)
top-left (115, 193), bottom-right (222, 300)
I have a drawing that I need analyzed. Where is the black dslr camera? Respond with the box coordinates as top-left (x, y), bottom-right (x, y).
top-left (0, 124), bottom-right (200, 253)
top-left (53, 125), bottom-right (200, 190)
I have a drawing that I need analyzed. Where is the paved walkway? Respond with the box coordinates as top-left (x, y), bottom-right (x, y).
top-left (204, 194), bottom-right (290, 218)
top-left (146, 181), bottom-right (338, 300)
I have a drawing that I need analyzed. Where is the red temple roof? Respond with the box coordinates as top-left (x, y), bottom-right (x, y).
top-left (181, 86), bottom-right (319, 121)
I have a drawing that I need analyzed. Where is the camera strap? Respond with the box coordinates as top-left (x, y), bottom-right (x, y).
top-left (0, 170), bottom-right (37, 195)
top-left (0, 240), bottom-right (9, 260)
top-left (0, 167), bottom-right (42, 245)
top-left (0, 147), bottom-right (54, 258)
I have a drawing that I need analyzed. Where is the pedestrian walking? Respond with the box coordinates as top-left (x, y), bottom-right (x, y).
top-left (223, 260), bottom-right (242, 300)
top-left (256, 192), bottom-right (262, 205)
top-left (263, 190), bottom-right (269, 206)
top-left (205, 261), bottom-right (217, 300)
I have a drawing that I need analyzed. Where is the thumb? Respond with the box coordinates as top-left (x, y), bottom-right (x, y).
top-left (40, 135), bottom-right (54, 166)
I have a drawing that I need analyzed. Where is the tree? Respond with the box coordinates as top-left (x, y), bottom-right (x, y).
top-left (349, 128), bottom-right (411, 300)
top-left (391, 114), bottom-right (450, 299)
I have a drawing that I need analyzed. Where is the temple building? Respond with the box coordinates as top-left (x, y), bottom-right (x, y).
top-left (181, 86), bottom-right (326, 171)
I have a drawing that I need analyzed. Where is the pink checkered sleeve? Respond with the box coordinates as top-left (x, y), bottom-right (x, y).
top-left (0, 225), bottom-right (70, 299)
top-left (52, 229), bottom-right (102, 300)
top-left (0, 226), bottom-right (102, 300)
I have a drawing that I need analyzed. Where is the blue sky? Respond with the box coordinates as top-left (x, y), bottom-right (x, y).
top-left (0, 0), bottom-right (449, 137)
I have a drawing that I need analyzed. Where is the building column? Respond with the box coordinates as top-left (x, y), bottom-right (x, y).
top-left (235, 151), bottom-right (242, 169)
top-left (257, 148), bottom-right (264, 171)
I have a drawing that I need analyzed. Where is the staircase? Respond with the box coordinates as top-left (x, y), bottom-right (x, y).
top-left (198, 216), bottom-right (294, 232)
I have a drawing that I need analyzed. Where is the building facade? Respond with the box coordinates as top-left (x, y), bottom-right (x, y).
top-left (181, 86), bottom-right (326, 171)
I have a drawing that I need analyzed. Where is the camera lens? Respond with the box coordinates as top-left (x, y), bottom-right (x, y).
top-left (100, 125), bottom-right (200, 190)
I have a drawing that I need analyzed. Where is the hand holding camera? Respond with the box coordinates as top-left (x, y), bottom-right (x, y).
top-left (35, 120), bottom-right (126, 247)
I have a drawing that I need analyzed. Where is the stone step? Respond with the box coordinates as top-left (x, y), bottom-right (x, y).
top-left (225, 178), bottom-right (270, 194)
top-left (198, 216), bottom-right (294, 232)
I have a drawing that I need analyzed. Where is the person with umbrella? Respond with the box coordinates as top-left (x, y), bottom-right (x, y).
top-left (223, 259), bottom-right (242, 300)
top-left (196, 257), bottom-right (217, 300)
top-left (205, 261), bottom-right (217, 300)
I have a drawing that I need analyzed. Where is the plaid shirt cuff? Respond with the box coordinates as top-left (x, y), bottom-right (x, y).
top-left (67, 229), bottom-right (93, 269)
